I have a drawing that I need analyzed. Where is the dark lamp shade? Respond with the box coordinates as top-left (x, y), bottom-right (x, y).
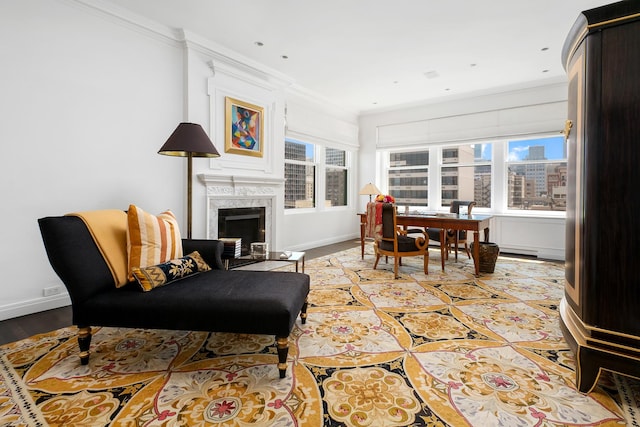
top-left (158, 122), bottom-right (220, 158)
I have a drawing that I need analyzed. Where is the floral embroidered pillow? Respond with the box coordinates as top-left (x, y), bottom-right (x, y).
top-left (131, 251), bottom-right (210, 292)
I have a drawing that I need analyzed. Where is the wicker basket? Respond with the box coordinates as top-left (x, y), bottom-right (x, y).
top-left (473, 242), bottom-right (500, 273)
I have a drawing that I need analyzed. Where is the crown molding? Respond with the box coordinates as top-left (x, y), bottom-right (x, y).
top-left (68, 0), bottom-right (296, 91)
top-left (178, 29), bottom-right (294, 90)
top-left (66, 0), bottom-right (180, 46)
top-left (285, 84), bottom-right (359, 122)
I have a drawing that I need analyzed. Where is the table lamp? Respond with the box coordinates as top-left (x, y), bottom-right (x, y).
top-left (359, 182), bottom-right (382, 202)
top-left (158, 122), bottom-right (220, 239)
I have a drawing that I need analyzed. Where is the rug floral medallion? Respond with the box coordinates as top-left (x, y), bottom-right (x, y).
top-left (1, 246), bottom-right (637, 426)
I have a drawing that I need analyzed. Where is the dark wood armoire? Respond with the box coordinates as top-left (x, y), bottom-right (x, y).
top-left (561, 1), bottom-right (640, 393)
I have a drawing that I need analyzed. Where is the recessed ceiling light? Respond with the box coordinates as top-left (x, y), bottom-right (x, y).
top-left (393, 80), bottom-right (399, 84)
top-left (424, 70), bottom-right (439, 79)
top-left (254, 41), bottom-right (264, 47)
top-left (281, 55), bottom-right (288, 59)
top-left (372, 101), bottom-right (378, 105)
top-left (470, 63), bottom-right (477, 67)
top-left (542, 69), bottom-right (549, 73)
top-left (541, 47), bottom-right (549, 51)
top-left (445, 88), bottom-right (451, 91)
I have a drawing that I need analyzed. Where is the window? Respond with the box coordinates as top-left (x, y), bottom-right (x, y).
top-left (388, 150), bottom-right (429, 206)
top-left (285, 139), bottom-right (315, 209)
top-left (506, 136), bottom-right (566, 211)
top-left (380, 134), bottom-right (566, 216)
top-left (325, 148), bottom-right (348, 207)
top-left (440, 143), bottom-right (492, 208)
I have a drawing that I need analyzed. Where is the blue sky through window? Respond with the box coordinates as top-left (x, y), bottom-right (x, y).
top-left (508, 136), bottom-right (565, 161)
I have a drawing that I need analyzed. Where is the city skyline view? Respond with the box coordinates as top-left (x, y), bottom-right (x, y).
top-left (508, 135), bottom-right (565, 161)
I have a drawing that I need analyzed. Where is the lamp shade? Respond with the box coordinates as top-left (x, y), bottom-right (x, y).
top-left (359, 182), bottom-right (381, 196)
top-left (158, 122), bottom-right (220, 158)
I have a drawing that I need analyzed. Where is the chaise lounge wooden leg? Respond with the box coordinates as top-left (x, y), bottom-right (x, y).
top-left (276, 336), bottom-right (289, 378)
top-left (300, 298), bottom-right (308, 324)
top-left (78, 326), bottom-right (92, 365)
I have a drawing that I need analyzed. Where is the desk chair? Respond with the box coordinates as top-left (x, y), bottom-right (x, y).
top-left (426, 201), bottom-right (476, 261)
top-left (373, 203), bottom-right (429, 279)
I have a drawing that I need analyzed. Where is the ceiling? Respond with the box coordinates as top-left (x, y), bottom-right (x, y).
top-left (102, 0), bottom-right (607, 113)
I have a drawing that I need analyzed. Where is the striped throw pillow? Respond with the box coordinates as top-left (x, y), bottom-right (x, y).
top-left (126, 204), bottom-right (183, 281)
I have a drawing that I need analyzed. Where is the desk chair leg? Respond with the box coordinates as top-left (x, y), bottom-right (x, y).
top-left (423, 253), bottom-right (429, 275)
top-left (454, 234), bottom-right (459, 261)
top-left (439, 229), bottom-right (446, 271)
top-left (394, 257), bottom-right (400, 279)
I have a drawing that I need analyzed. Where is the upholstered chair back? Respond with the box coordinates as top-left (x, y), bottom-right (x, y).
top-left (381, 203), bottom-right (396, 239)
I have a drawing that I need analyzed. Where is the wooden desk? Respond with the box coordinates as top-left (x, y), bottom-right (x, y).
top-left (358, 212), bottom-right (492, 275)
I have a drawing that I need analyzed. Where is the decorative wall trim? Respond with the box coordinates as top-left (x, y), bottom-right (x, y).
top-left (199, 174), bottom-right (284, 196)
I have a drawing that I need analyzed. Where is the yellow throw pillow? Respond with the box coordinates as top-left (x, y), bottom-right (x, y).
top-left (127, 204), bottom-right (183, 280)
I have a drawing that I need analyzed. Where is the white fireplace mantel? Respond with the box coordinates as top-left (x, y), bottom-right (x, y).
top-left (198, 174), bottom-right (284, 197)
top-left (198, 174), bottom-right (284, 246)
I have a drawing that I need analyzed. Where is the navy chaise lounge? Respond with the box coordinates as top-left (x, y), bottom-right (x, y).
top-left (38, 215), bottom-right (310, 378)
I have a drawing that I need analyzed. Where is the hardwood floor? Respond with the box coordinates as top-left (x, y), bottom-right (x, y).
top-left (0, 239), bottom-right (361, 346)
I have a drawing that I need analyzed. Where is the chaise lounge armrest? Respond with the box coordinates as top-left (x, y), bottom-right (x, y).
top-left (182, 239), bottom-right (224, 270)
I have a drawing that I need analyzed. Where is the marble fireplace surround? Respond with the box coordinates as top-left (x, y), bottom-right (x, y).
top-left (198, 174), bottom-right (284, 249)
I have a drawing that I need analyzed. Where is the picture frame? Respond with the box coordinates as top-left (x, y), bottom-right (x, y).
top-left (224, 97), bottom-right (264, 158)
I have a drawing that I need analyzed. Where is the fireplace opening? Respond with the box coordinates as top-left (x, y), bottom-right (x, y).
top-left (218, 207), bottom-right (266, 256)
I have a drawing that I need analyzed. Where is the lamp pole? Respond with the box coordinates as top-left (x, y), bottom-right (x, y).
top-left (186, 152), bottom-right (193, 239)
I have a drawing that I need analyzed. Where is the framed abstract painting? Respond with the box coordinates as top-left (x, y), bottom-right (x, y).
top-left (224, 97), bottom-right (264, 158)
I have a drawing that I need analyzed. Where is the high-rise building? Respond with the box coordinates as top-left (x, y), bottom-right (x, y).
top-left (388, 151), bottom-right (429, 206)
top-left (285, 141), bottom-right (314, 208)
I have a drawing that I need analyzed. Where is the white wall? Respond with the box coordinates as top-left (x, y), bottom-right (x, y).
top-left (282, 92), bottom-right (360, 250)
top-left (358, 82), bottom-right (570, 260)
top-left (0, 0), bottom-right (184, 319)
top-left (0, 0), bottom-right (361, 320)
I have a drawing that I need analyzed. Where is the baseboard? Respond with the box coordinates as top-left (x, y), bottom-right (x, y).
top-left (0, 294), bottom-right (71, 321)
top-left (286, 232), bottom-right (360, 252)
top-left (498, 245), bottom-right (564, 261)
top-left (536, 248), bottom-right (564, 261)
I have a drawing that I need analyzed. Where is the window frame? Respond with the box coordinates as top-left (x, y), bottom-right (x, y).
top-left (324, 147), bottom-right (350, 209)
top-left (284, 138), bottom-right (317, 211)
top-left (438, 142), bottom-right (493, 210)
top-left (386, 149), bottom-right (430, 208)
top-left (504, 135), bottom-right (567, 214)
top-left (284, 138), bottom-right (353, 213)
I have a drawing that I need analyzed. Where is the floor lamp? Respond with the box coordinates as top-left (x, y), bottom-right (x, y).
top-left (158, 122), bottom-right (220, 239)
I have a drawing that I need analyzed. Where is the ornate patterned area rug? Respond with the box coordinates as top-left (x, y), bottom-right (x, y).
top-left (1, 246), bottom-right (638, 426)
